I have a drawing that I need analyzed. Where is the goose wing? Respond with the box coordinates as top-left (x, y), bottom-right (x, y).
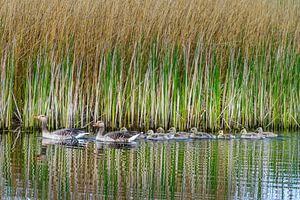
top-left (52, 128), bottom-right (87, 138)
top-left (105, 131), bottom-right (133, 140)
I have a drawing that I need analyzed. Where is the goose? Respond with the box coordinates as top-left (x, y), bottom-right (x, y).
top-left (93, 121), bottom-right (140, 142)
top-left (189, 127), bottom-right (216, 139)
top-left (146, 127), bottom-right (169, 141)
top-left (256, 127), bottom-right (277, 138)
top-left (119, 127), bottom-right (145, 139)
top-left (240, 128), bottom-right (264, 139)
top-left (167, 127), bottom-right (190, 140)
top-left (217, 130), bottom-right (235, 139)
top-left (34, 115), bottom-right (89, 140)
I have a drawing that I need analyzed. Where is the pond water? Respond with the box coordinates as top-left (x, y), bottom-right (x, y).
top-left (0, 130), bottom-right (299, 199)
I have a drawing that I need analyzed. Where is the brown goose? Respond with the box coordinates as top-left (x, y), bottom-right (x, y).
top-left (93, 121), bottom-right (140, 142)
top-left (34, 115), bottom-right (89, 140)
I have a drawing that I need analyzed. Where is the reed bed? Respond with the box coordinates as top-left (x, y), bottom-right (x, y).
top-left (0, 0), bottom-right (299, 130)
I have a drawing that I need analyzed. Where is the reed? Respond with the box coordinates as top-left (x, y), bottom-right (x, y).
top-left (0, 0), bottom-right (299, 130)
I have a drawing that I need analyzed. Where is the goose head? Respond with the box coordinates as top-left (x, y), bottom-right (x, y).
top-left (93, 121), bottom-right (105, 128)
top-left (146, 130), bottom-right (154, 136)
top-left (256, 127), bottom-right (263, 133)
top-left (34, 115), bottom-right (48, 123)
top-left (167, 127), bottom-right (176, 133)
top-left (120, 127), bottom-right (128, 132)
top-left (218, 130), bottom-right (224, 136)
top-left (156, 127), bottom-right (165, 133)
top-left (240, 128), bottom-right (247, 134)
top-left (191, 127), bottom-right (198, 133)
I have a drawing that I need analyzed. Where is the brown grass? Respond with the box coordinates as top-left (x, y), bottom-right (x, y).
top-left (0, 0), bottom-right (299, 61)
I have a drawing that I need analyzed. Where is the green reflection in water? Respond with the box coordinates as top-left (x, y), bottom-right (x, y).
top-left (0, 130), bottom-right (299, 199)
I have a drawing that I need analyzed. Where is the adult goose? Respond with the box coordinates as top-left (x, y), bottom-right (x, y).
top-left (93, 121), bottom-right (140, 142)
top-left (34, 115), bottom-right (89, 140)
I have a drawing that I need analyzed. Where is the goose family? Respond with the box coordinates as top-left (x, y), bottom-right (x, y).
top-left (35, 115), bottom-right (278, 143)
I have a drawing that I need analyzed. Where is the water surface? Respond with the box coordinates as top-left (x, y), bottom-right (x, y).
top-left (0, 130), bottom-right (299, 199)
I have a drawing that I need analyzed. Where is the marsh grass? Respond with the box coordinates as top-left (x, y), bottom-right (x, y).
top-left (0, 0), bottom-right (299, 130)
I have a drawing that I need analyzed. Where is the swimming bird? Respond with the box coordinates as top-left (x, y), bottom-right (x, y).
top-left (189, 127), bottom-right (216, 139)
top-left (93, 121), bottom-right (140, 142)
top-left (119, 127), bottom-right (145, 139)
top-left (167, 127), bottom-right (190, 140)
top-left (217, 130), bottom-right (235, 139)
top-left (34, 115), bottom-right (89, 140)
top-left (240, 128), bottom-right (264, 139)
top-left (146, 127), bottom-right (169, 141)
top-left (256, 127), bottom-right (277, 138)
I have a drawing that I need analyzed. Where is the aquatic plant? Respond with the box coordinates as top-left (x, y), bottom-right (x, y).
top-left (0, 0), bottom-right (299, 130)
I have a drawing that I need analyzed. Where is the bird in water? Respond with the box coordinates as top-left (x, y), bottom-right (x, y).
top-left (93, 121), bottom-right (140, 142)
top-left (240, 128), bottom-right (264, 139)
top-left (167, 127), bottom-right (190, 140)
top-left (34, 115), bottom-right (89, 140)
top-left (189, 127), bottom-right (216, 139)
top-left (146, 127), bottom-right (169, 141)
top-left (119, 127), bottom-right (145, 139)
top-left (217, 130), bottom-right (235, 139)
top-left (256, 127), bottom-right (277, 138)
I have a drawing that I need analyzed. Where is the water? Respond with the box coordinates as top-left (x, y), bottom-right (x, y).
top-left (0, 130), bottom-right (299, 199)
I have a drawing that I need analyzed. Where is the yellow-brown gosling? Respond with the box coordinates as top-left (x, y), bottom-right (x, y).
top-left (217, 130), bottom-right (235, 139)
top-left (189, 127), bottom-right (216, 139)
top-left (167, 127), bottom-right (190, 140)
top-left (256, 127), bottom-right (277, 138)
top-left (240, 128), bottom-right (264, 139)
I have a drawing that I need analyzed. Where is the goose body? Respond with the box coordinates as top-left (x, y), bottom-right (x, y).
top-left (120, 127), bottom-right (145, 139)
top-left (240, 128), bottom-right (264, 139)
top-left (217, 130), bottom-right (235, 139)
top-left (35, 115), bottom-right (89, 140)
top-left (256, 127), bottom-right (277, 138)
top-left (94, 121), bottom-right (140, 142)
top-left (189, 127), bottom-right (216, 139)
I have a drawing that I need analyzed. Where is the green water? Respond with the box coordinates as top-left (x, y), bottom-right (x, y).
top-left (0, 130), bottom-right (299, 199)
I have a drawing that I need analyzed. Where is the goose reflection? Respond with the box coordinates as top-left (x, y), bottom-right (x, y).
top-left (95, 141), bottom-right (138, 150)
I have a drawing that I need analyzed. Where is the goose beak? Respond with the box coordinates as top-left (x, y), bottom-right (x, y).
top-left (33, 116), bottom-right (39, 120)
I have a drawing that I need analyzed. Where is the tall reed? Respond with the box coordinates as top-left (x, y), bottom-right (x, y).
top-left (0, 0), bottom-right (299, 130)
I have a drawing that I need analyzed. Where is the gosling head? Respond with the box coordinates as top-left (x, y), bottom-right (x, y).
top-left (146, 130), bottom-right (154, 135)
top-left (218, 130), bottom-right (224, 136)
top-left (167, 127), bottom-right (176, 133)
top-left (34, 115), bottom-right (48, 123)
top-left (93, 121), bottom-right (105, 128)
top-left (240, 128), bottom-right (247, 134)
top-left (256, 127), bottom-right (263, 133)
top-left (120, 127), bottom-right (128, 132)
top-left (156, 127), bottom-right (165, 133)
top-left (191, 127), bottom-right (198, 133)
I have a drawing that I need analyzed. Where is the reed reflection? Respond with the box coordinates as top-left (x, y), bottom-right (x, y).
top-left (0, 131), bottom-right (299, 199)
